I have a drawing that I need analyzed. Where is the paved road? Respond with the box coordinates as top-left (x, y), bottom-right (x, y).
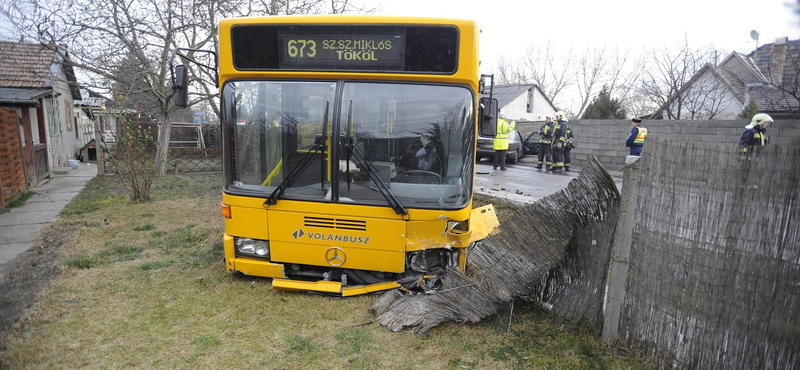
top-left (0, 164), bottom-right (97, 284)
top-left (474, 154), bottom-right (622, 204)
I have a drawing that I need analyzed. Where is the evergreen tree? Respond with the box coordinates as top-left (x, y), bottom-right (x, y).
top-left (581, 85), bottom-right (627, 119)
top-left (738, 98), bottom-right (759, 119)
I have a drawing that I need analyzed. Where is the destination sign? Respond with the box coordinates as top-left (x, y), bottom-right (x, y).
top-left (279, 34), bottom-right (405, 70)
top-left (231, 24), bottom-right (458, 73)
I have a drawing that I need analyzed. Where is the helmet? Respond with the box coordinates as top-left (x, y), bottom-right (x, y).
top-left (555, 111), bottom-right (565, 120)
top-left (751, 113), bottom-right (773, 127)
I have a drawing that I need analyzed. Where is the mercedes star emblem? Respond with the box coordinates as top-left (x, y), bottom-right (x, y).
top-left (325, 247), bottom-right (346, 267)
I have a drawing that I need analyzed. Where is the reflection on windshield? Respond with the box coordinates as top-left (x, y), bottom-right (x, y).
top-left (338, 82), bottom-right (474, 208)
top-left (223, 80), bottom-right (475, 209)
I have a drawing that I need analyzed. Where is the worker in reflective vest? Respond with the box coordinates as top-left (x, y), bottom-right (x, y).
top-left (536, 115), bottom-right (555, 170)
top-left (493, 113), bottom-right (511, 171)
top-left (738, 113), bottom-right (772, 153)
top-left (625, 117), bottom-right (647, 156)
top-left (550, 111), bottom-right (567, 173)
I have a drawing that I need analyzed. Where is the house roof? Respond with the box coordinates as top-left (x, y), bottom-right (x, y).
top-left (748, 38), bottom-right (800, 88)
top-left (0, 41), bottom-right (81, 101)
top-left (0, 87), bottom-right (53, 106)
top-left (748, 85), bottom-right (800, 115)
top-left (75, 88), bottom-right (111, 108)
top-left (654, 38), bottom-right (800, 118)
top-left (80, 138), bottom-right (108, 150)
top-left (480, 84), bottom-right (557, 112)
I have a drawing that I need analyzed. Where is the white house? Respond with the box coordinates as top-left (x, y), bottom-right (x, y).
top-left (655, 37), bottom-right (800, 120)
top-left (483, 84), bottom-right (558, 122)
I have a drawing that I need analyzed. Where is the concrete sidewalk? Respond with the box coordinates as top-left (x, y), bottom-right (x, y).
top-left (0, 163), bottom-right (97, 284)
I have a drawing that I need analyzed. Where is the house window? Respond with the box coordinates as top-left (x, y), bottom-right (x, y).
top-left (527, 90), bottom-right (533, 113)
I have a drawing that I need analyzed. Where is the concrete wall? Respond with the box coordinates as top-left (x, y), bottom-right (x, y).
top-left (564, 119), bottom-right (800, 170)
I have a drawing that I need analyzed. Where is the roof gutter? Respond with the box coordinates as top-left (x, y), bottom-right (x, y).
top-left (0, 98), bottom-right (41, 107)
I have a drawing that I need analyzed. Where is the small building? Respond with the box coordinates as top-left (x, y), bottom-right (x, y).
top-left (79, 138), bottom-right (108, 162)
top-left (0, 41), bottom-right (83, 191)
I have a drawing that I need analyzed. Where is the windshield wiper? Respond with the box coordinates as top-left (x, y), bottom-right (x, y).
top-left (342, 137), bottom-right (407, 216)
top-left (265, 102), bottom-right (329, 206)
top-left (343, 101), bottom-right (407, 216)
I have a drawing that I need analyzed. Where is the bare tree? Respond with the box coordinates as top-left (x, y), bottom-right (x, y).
top-left (521, 40), bottom-right (573, 104)
top-left (493, 56), bottom-right (528, 85)
top-left (638, 38), bottom-right (715, 119)
top-left (2, 0), bottom-right (375, 176)
top-left (679, 65), bottom-right (738, 119)
top-left (572, 46), bottom-right (608, 118)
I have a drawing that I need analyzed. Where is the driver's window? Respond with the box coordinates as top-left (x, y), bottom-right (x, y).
top-left (336, 82), bottom-right (473, 209)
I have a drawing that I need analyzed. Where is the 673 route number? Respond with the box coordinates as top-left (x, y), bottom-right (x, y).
top-left (287, 40), bottom-right (317, 58)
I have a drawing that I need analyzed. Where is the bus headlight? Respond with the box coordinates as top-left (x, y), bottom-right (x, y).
top-left (254, 240), bottom-right (269, 256)
top-left (235, 237), bottom-right (270, 259)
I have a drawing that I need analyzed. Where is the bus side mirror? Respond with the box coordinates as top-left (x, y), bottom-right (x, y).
top-left (479, 97), bottom-right (497, 138)
top-left (174, 64), bottom-right (188, 109)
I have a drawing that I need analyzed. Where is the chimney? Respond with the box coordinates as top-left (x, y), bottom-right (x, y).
top-left (769, 37), bottom-right (788, 85)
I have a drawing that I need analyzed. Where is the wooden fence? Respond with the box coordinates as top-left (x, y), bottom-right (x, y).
top-left (377, 137), bottom-right (800, 369)
top-left (618, 137), bottom-right (800, 369)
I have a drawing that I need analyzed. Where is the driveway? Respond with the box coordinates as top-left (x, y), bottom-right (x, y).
top-left (474, 155), bottom-right (622, 204)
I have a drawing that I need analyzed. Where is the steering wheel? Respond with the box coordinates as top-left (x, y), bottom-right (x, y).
top-left (396, 170), bottom-right (442, 183)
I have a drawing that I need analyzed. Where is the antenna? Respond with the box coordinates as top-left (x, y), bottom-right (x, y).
top-left (750, 30), bottom-right (760, 49)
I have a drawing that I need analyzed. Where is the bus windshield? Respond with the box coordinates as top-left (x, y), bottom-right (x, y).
top-left (223, 80), bottom-right (475, 209)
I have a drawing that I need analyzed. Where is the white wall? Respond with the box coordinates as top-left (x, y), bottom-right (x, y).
top-left (667, 69), bottom-right (743, 120)
top-left (44, 68), bottom-right (79, 167)
top-left (502, 89), bottom-right (556, 122)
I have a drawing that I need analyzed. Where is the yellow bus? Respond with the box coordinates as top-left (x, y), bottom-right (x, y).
top-left (173, 15), bottom-right (499, 296)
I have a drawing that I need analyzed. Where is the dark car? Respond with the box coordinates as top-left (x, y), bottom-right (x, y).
top-left (523, 131), bottom-right (541, 156)
top-left (476, 129), bottom-right (526, 164)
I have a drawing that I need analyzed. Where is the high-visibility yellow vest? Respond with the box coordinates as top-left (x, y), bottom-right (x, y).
top-left (539, 123), bottom-right (554, 144)
top-left (633, 127), bottom-right (648, 144)
top-left (754, 131), bottom-right (765, 145)
top-left (493, 119), bottom-right (511, 150)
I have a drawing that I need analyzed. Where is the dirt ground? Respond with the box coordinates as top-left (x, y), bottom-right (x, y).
top-left (0, 222), bottom-right (74, 341)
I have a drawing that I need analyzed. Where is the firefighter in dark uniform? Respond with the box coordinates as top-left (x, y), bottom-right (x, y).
top-left (626, 117), bottom-right (647, 156)
top-left (738, 113), bottom-right (772, 153)
top-left (535, 115), bottom-right (555, 170)
top-left (550, 111), bottom-right (567, 173)
top-left (563, 120), bottom-right (574, 172)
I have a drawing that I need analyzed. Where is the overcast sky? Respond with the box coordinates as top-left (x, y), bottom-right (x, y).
top-left (382, 0), bottom-right (800, 74)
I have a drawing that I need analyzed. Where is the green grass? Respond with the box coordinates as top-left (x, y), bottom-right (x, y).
top-left (133, 224), bottom-right (155, 231)
top-left (0, 172), bottom-right (650, 370)
top-left (64, 253), bottom-right (97, 269)
top-left (4, 191), bottom-right (34, 210)
top-left (135, 260), bottom-right (171, 271)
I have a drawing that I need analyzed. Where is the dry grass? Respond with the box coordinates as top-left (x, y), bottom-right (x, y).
top-left (0, 173), bottom-right (649, 369)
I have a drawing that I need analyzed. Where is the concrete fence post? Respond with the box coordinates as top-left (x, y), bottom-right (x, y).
top-left (602, 155), bottom-right (642, 342)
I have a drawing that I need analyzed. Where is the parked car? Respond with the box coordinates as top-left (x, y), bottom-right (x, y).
top-left (476, 129), bottom-right (526, 164)
top-left (523, 131), bottom-right (540, 156)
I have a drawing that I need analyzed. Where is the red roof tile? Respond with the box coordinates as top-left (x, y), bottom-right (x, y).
top-left (0, 41), bottom-right (58, 88)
